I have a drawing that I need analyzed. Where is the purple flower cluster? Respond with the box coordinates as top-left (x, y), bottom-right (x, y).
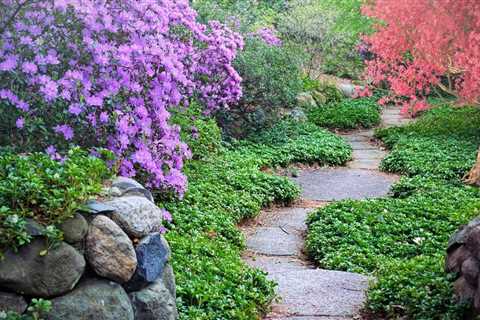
top-left (250, 27), bottom-right (282, 47)
top-left (0, 0), bottom-right (244, 195)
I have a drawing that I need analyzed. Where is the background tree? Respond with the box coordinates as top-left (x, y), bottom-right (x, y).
top-left (362, 0), bottom-right (480, 184)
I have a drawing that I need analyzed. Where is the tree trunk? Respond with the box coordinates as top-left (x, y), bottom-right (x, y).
top-left (465, 148), bottom-right (480, 186)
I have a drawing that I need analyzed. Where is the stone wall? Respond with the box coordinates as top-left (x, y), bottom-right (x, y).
top-left (0, 177), bottom-right (178, 320)
top-left (446, 217), bottom-right (480, 314)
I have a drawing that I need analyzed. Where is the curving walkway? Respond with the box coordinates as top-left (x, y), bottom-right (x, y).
top-left (242, 105), bottom-right (409, 320)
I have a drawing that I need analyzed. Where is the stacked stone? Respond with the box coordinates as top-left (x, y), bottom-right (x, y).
top-left (0, 177), bottom-right (177, 320)
top-left (446, 217), bottom-right (480, 314)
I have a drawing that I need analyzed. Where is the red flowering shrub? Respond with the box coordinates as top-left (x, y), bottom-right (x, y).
top-left (363, 0), bottom-right (480, 113)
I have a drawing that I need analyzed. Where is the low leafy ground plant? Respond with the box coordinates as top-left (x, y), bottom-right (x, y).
top-left (0, 148), bottom-right (112, 257)
top-left (237, 120), bottom-right (353, 167)
top-left (165, 115), bottom-right (352, 319)
top-left (308, 97), bottom-right (381, 130)
top-left (306, 105), bottom-right (480, 319)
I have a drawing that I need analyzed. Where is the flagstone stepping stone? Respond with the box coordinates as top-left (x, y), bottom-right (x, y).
top-left (245, 256), bottom-right (369, 319)
top-left (246, 227), bottom-right (304, 256)
top-left (255, 207), bottom-right (311, 232)
top-left (292, 168), bottom-right (397, 201)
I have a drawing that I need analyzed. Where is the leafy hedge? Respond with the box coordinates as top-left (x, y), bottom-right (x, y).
top-left (165, 117), bottom-right (351, 319)
top-left (308, 98), bottom-right (381, 130)
top-left (306, 105), bottom-right (480, 319)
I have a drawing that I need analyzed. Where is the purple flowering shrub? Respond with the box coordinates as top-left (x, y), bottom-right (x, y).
top-left (250, 27), bottom-right (282, 47)
top-left (0, 0), bottom-right (243, 195)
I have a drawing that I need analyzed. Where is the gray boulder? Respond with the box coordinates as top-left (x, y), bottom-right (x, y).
top-left (48, 278), bottom-right (134, 320)
top-left (110, 177), bottom-right (154, 202)
top-left (162, 264), bottom-right (176, 299)
top-left (82, 200), bottom-right (116, 215)
top-left (338, 83), bottom-right (363, 98)
top-left (59, 213), bottom-right (88, 244)
top-left (106, 196), bottom-right (164, 238)
top-left (296, 92), bottom-right (317, 109)
top-left (0, 239), bottom-right (85, 297)
top-left (86, 215), bottom-right (137, 283)
top-left (311, 90), bottom-right (327, 105)
top-left (124, 234), bottom-right (171, 292)
top-left (448, 217), bottom-right (480, 252)
top-left (0, 291), bottom-right (27, 313)
top-left (129, 278), bottom-right (178, 320)
top-left (25, 218), bottom-right (45, 236)
top-left (112, 177), bottom-right (144, 189)
top-left (288, 108), bottom-right (307, 122)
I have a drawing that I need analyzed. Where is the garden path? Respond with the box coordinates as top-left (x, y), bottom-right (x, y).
top-left (242, 105), bottom-right (409, 320)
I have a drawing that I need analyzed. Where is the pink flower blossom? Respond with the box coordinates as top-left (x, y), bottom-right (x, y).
top-left (54, 124), bottom-right (74, 140)
top-left (15, 117), bottom-right (24, 129)
top-left (22, 61), bottom-right (38, 74)
top-left (0, 55), bottom-right (17, 71)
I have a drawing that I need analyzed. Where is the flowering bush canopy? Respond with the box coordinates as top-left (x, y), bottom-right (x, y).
top-left (362, 0), bottom-right (480, 113)
top-left (0, 0), bottom-right (244, 195)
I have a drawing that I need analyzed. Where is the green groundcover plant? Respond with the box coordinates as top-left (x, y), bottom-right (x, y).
top-left (308, 97), bottom-right (381, 130)
top-left (306, 105), bottom-right (480, 319)
top-left (0, 147), bottom-right (112, 256)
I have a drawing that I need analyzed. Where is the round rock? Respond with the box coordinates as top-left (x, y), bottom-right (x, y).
top-left (111, 177), bottom-right (153, 202)
top-left (446, 246), bottom-right (471, 273)
top-left (297, 92), bottom-right (317, 109)
top-left (124, 233), bottom-right (171, 292)
top-left (0, 291), bottom-right (27, 313)
top-left (462, 257), bottom-right (480, 285)
top-left (129, 278), bottom-right (178, 320)
top-left (59, 213), bottom-right (88, 244)
top-left (48, 278), bottom-right (134, 320)
top-left (0, 239), bottom-right (85, 297)
top-left (112, 177), bottom-right (145, 189)
top-left (106, 196), bottom-right (164, 238)
top-left (448, 217), bottom-right (480, 252)
top-left (86, 215), bottom-right (137, 283)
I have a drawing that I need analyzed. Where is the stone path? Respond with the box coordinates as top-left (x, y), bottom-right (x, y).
top-left (242, 105), bottom-right (409, 320)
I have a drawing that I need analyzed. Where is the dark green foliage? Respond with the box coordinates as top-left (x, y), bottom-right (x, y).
top-left (218, 39), bottom-right (303, 137)
top-left (375, 105), bottom-right (480, 148)
top-left (378, 106), bottom-right (480, 181)
top-left (308, 98), bottom-right (381, 129)
top-left (306, 104), bottom-right (480, 319)
top-left (164, 118), bottom-right (351, 319)
top-left (238, 121), bottom-right (353, 167)
top-left (0, 148), bottom-right (112, 255)
top-left (367, 255), bottom-right (469, 320)
top-left (193, 0), bottom-right (304, 138)
top-left (380, 137), bottom-right (477, 181)
top-left (306, 182), bottom-right (480, 274)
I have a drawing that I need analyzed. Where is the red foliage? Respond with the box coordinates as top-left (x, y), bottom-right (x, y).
top-left (363, 0), bottom-right (480, 113)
